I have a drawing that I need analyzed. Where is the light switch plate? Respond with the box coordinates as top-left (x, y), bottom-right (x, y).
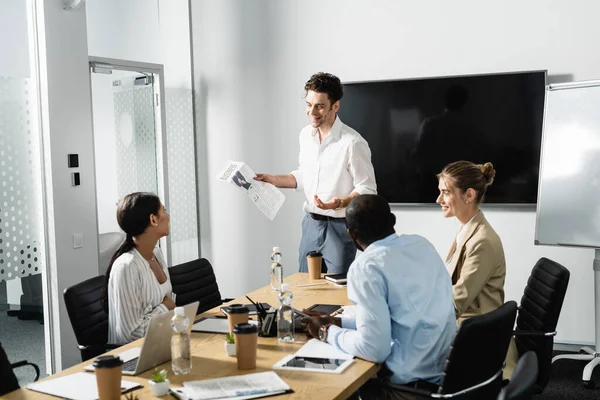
top-left (73, 233), bottom-right (83, 249)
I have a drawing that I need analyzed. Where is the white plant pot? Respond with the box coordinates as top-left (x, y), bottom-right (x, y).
top-left (148, 379), bottom-right (170, 397)
top-left (225, 342), bottom-right (236, 357)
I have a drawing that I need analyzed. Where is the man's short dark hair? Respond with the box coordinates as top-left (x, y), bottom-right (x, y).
top-left (304, 72), bottom-right (344, 104)
top-left (345, 195), bottom-right (396, 244)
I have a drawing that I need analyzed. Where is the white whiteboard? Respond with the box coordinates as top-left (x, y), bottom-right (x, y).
top-left (535, 80), bottom-right (600, 248)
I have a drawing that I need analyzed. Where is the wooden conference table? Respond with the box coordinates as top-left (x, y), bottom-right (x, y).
top-left (7, 273), bottom-right (380, 399)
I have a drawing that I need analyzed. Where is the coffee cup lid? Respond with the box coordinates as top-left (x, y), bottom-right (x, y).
top-left (92, 355), bottom-right (123, 369)
top-left (233, 322), bottom-right (258, 334)
top-left (226, 304), bottom-right (249, 314)
top-left (306, 250), bottom-right (322, 257)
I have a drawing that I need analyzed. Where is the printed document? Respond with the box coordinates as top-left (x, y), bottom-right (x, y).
top-left (217, 161), bottom-right (285, 220)
top-left (173, 371), bottom-right (290, 400)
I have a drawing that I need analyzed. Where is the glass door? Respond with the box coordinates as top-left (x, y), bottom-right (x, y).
top-left (0, 0), bottom-right (50, 382)
top-left (89, 59), bottom-right (170, 273)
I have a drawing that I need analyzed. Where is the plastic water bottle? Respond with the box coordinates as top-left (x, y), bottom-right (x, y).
top-left (171, 307), bottom-right (192, 374)
top-left (277, 283), bottom-right (295, 342)
top-left (270, 247), bottom-right (283, 291)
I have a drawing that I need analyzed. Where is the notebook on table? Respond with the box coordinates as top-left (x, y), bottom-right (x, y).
top-left (27, 372), bottom-right (141, 400)
top-left (324, 273), bottom-right (347, 284)
top-left (220, 303), bottom-right (272, 316)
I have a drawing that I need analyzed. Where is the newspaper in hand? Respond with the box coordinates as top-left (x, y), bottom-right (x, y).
top-left (217, 161), bottom-right (285, 220)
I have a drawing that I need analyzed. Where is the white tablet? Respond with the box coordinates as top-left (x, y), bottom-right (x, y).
top-left (273, 354), bottom-right (354, 374)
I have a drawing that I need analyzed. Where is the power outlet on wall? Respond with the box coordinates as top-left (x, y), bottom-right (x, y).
top-left (73, 233), bottom-right (84, 249)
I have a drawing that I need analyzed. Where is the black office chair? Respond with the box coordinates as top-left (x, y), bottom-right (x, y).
top-left (512, 257), bottom-right (570, 393)
top-left (498, 352), bottom-right (539, 400)
top-left (394, 301), bottom-right (518, 399)
top-left (0, 342), bottom-right (40, 396)
top-left (63, 275), bottom-right (120, 361)
top-left (169, 258), bottom-right (231, 314)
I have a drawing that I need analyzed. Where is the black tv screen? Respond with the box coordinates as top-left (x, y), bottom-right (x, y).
top-left (338, 71), bottom-right (546, 204)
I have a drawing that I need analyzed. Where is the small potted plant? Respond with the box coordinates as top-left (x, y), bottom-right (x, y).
top-left (225, 332), bottom-right (236, 356)
top-left (148, 368), bottom-right (170, 396)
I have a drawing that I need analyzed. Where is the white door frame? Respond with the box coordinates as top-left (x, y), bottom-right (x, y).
top-left (88, 57), bottom-right (172, 267)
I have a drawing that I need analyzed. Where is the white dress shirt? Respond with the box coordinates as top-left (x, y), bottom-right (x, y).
top-left (327, 234), bottom-right (456, 385)
top-left (290, 116), bottom-right (377, 218)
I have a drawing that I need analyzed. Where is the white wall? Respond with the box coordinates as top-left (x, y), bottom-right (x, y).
top-left (191, 0), bottom-right (279, 298)
top-left (192, 0), bottom-right (600, 344)
top-left (36, 0), bottom-right (99, 369)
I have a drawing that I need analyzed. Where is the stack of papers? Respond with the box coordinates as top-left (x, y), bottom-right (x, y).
top-left (171, 371), bottom-right (291, 400)
top-left (27, 372), bottom-right (141, 400)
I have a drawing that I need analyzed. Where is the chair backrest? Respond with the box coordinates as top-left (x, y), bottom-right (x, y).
top-left (439, 301), bottom-right (518, 400)
top-left (63, 275), bottom-right (108, 361)
top-left (497, 351), bottom-right (539, 400)
top-left (0, 342), bottom-right (20, 396)
top-left (169, 258), bottom-right (222, 314)
top-left (515, 257), bottom-right (570, 392)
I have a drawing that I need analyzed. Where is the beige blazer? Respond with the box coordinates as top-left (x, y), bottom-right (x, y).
top-left (446, 211), bottom-right (506, 324)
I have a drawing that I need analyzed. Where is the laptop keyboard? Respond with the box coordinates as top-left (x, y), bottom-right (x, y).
top-left (123, 357), bottom-right (139, 372)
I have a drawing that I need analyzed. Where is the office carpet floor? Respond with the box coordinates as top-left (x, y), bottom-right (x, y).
top-left (1, 311), bottom-right (599, 398)
top-left (0, 310), bottom-right (47, 386)
top-left (534, 350), bottom-right (600, 399)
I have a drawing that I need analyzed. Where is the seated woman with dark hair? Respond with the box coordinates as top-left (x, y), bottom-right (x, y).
top-left (105, 192), bottom-right (175, 345)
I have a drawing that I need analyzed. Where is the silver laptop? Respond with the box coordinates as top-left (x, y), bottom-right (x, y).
top-left (85, 301), bottom-right (199, 376)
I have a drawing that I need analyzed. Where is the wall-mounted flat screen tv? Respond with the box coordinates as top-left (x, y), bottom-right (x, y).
top-left (338, 70), bottom-right (546, 204)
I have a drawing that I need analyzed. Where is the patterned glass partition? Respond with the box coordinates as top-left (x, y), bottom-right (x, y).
top-left (0, 77), bottom-right (44, 284)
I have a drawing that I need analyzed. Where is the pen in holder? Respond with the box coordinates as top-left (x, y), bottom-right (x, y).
top-left (246, 295), bottom-right (277, 337)
top-left (257, 309), bottom-right (277, 337)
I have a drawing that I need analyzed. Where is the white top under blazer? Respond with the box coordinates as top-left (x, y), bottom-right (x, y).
top-left (108, 247), bottom-right (172, 345)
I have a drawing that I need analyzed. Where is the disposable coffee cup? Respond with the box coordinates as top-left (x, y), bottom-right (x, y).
top-left (93, 355), bottom-right (123, 400)
top-left (306, 250), bottom-right (323, 280)
top-left (225, 304), bottom-right (249, 333)
top-left (233, 323), bottom-right (259, 369)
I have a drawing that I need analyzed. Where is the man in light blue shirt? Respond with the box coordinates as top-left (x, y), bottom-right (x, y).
top-left (302, 194), bottom-right (455, 399)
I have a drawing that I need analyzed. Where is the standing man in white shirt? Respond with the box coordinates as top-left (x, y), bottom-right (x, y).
top-left (255, 72), bottom-right (377, 274)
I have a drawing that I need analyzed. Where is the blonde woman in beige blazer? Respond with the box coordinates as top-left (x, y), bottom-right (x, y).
top-left (437, 160), bottom-right (517, 378)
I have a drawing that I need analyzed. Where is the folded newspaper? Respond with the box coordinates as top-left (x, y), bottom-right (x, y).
top-left (217, 161), bottom-right (285, 220)
top-left (171, 371), bottom-right (291, 400)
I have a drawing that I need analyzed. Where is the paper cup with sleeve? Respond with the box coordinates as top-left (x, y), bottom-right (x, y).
top-left (93, 355), bottom-right (123, 400)
top-left (306, 250), bottom-right (323, 280)
top-left (224, 304), bottom-right (249, 333)
top-left (233, 323), bottom-right (259, 369)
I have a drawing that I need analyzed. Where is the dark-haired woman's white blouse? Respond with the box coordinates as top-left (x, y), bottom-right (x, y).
top-left (108, 247), bottom-right (172, 344)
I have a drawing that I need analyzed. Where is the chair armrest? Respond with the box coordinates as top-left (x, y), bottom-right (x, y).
top-left (11, 360), bottom-right (40, 381)
top-left (430, 367), bottom-right (504, 399)
top-left (222, 298), bottom-right (235, 303)
top-left (513, 330), bottom-right (557, 337)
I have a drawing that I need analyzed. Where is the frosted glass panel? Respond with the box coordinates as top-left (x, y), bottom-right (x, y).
top-left (165, 88), bottom-right (198, 264)
top-left (113, 80), bottom-right (158, 197)
top-left (0, 77), bottom-right (44, 282)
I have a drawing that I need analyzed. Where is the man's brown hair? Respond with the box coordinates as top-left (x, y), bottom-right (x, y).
top-left (304, 72), bottom-right (344, 104)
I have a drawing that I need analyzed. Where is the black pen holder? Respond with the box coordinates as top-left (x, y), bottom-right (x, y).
top-left (257, 310), bottom-right (278, 337)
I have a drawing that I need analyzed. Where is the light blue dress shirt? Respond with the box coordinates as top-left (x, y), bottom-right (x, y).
top-left (327, 233), bottom-right (456, 385)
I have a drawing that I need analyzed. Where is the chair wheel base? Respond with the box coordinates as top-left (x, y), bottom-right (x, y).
top-left (583, 380), bottom-right (595, 389)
